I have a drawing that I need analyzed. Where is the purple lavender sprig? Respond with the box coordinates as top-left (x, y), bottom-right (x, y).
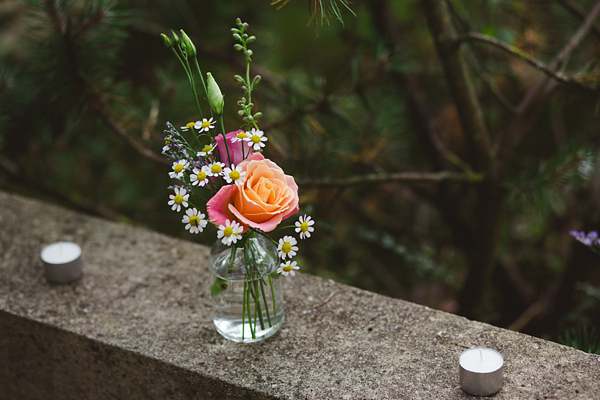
top-left (570, 230), bottom-right (600, 254)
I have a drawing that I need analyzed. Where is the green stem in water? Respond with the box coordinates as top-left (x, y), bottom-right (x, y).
top-left (246, 277), bottom-right (255, 338)
top-left (268, 274), bottom-right (277, 319)
top-left (248, 268), bottom-right (265, 332)
top-left (242, 248), bottom-right (248, 340)
top-left (242, 279), bottom-right (247, 340)
top-left (259, 275), bottom-right (272, 327)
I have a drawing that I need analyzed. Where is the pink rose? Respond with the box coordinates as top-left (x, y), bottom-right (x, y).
top-left (207, 153), bottom-right (299, 232)
top-left (215, 130), bottom-right (250, 166)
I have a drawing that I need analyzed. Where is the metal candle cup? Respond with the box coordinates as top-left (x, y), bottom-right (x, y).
top-left (459, 347), bottom-right (504, 397)
top-left (41, 242), bottom-right (83, 284)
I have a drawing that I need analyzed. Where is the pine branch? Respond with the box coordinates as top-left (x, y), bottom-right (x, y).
top-left (261, 94), bottom-right (329, 132)
top-left (84, 77), bottom-right (168, 166)
top-left (498, 0), bottom-right (600, 162)
top-left (455, 32), bottom-right (600, 92)
top-left (297, 170), bottom-right (483, 188)
top-left (39, 0), bottom-right (167, 167)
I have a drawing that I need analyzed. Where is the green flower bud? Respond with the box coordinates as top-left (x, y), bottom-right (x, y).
top-left (180, 30), bottom-right (196, 57)
top-left (206, 72), bottom-right (224, 115)
top-left (171, 30), bottom-right (180, 45)
top-left (160, 33), bottom-right (173, 48)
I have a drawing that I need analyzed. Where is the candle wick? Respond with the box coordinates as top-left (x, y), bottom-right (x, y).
top-left (479, 349), bottom-right (483, 362)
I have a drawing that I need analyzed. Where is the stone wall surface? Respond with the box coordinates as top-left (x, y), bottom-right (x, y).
top-left (1, 190), bottom-right (599, 399)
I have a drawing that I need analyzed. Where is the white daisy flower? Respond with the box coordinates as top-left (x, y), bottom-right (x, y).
top-left (207, 161), bottom-right (225, 177)
top-left (180, 122), bottom-right (196, 131)
top-left (231, 130), bottom-right (249, 143)
top-left (169, 159), bottom-right (189, 179)
top-left (182, 208), bottom-right (207, 234)
top-left (162, 135), bottom-right (174, 153)
top-left (223, 164), bottom-right (247, 185)
top-left (195, 118), bottom-right (215, 132)
top-left (295, 215), bottom-right (315, 239)
top-left (248, 128), bottom-right (267, 151)
top-left (190, 166), bottom-right (210, 187)
top-left (197, 143), bottom-right (217, 157)
top-left (217, 219), bottom-right (244, 246)
top-left (168, 187), bottom-right (189, 212)
top-left (277, 261), bottom-right (299, 277)
top-left (278, 236), bottom-right (298, 259)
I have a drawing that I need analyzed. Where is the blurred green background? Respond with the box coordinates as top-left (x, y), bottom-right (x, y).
top-left (1, 0), bottom-right (599, 352)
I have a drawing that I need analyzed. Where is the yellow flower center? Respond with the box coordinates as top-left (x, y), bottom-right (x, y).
top-left (189, 215), bottom-right (200, 227)
top-left (186, 122), bottom-right (195, 128)
top-left (229, 170), bottom-right (241, 180)
top-left (174, 164), bottom-right (184, 173)
top-left (165, 136), bottom-right (172, 145)
top-left (237, 132), bottom-right (248, 139)
top-left (174, 194), bottom-right (184, 204)
top-left (211, 164), bottom-right (222, 174)
top-left (201, 120), bottom-right (211, 128)
top-left (202, 145), bottom-right (213, 153)
top-left (251, 135), bottom-right (261, 144)
top-left (282, 264), bottom-right (293, 272)
top-left (196, 171), bottom-right (207, 181)
top-left (282, 243), bottom-right (292, 254)
top-left (300, 221), bottom-right (310, 232)
top-left (223, 227), bottom-right (233, 237)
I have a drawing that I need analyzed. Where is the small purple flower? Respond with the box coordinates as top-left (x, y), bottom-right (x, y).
top-left (571, 230), bottom-right (600, 254)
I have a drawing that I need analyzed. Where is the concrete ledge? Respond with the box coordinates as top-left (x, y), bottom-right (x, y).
top-left (1, 190), bottom-right (599, 399)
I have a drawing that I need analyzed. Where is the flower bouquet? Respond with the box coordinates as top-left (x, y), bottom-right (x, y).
top-left (160, 20), bottom-right (314, 342)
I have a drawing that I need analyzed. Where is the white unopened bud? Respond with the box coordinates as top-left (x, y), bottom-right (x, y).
top-left (206, 72), bottom-right (224, 115)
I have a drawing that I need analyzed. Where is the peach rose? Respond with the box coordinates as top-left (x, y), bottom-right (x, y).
top-left (207, 153), bottom-right (299, 232)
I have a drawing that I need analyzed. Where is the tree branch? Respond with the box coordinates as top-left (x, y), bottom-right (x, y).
top-left (455, 32), bottom-right (599, 92)
top-left (297, 170), bottom-right (483, 188)
top-left (0, 156), bottom-right (120, 220)
top-left (557, 0), bottom-right (600, 40)
top-left (498, 0), bottom-right (600, 162)
top-left (420, 0), bottom-right (495, 173)
top-left (43, 0), bottom-right (168, 167)
top-left (83, 77), bottom-right (169, 166)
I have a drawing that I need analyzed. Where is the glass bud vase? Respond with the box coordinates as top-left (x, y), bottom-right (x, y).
top-left (209, 232), bottom-right (284, 343)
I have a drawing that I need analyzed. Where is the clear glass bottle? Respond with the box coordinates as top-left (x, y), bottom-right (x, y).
top-left (209, 232), bottom-right (284, 343)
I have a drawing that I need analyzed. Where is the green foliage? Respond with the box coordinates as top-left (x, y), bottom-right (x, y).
top-left (508, 142), bottom-right (595, 216)
top-left (558, 326), bottom-right (600, 354)
top-left (271, 0), bottom-right (355, 26)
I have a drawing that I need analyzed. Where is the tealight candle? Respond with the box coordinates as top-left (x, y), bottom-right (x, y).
top-left (459, 347), bottom-right (504, 396)
top-left (41, 242), bottom-right (83, 284)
